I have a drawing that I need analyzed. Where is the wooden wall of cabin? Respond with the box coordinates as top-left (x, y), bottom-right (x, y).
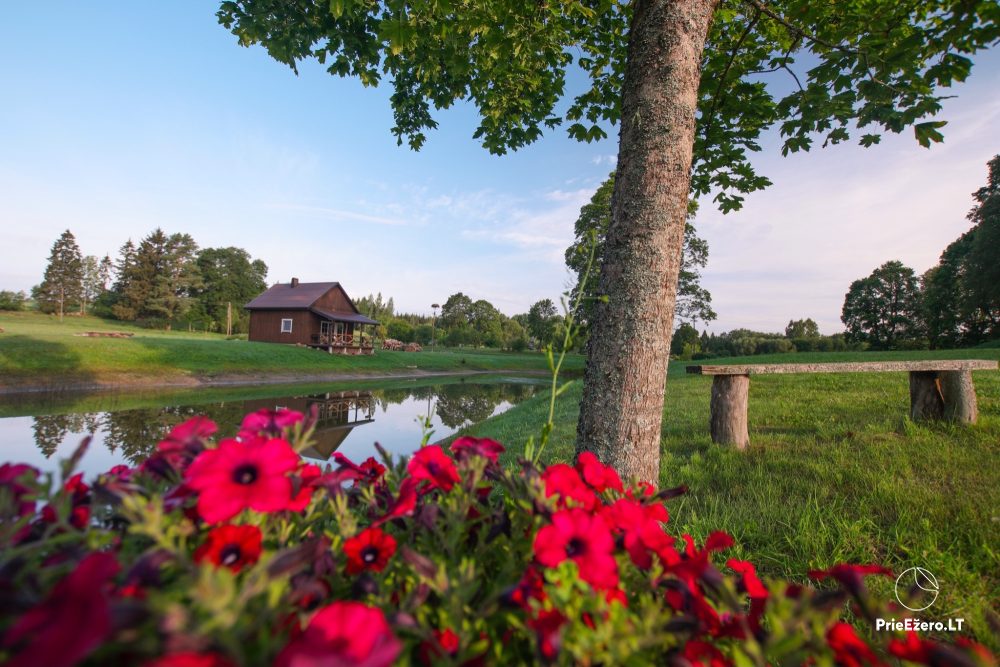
top-left (313, 286), bottom-right (355, 313)
top-left (248, 310), bottom-right (321, 345)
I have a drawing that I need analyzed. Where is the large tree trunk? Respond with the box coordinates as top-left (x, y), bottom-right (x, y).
top-left (575, 0), bottom-right (715, 482)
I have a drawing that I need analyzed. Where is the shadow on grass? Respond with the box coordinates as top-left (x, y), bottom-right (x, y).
top-left (0, 335), bottom-right (95, 395)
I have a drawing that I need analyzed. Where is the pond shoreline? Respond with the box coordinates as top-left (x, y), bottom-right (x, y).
top-left (0, 368), bottom-right (554, 398)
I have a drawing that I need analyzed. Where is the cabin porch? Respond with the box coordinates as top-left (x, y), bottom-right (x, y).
top-left (309, 319), bottom-right (376, 355)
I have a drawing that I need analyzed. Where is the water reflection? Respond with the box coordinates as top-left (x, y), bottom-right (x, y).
top-left (9, 380), bottom-right (541, 477)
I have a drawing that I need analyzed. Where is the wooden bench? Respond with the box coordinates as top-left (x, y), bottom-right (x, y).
top-left (685, 360), bottom-right (998, 449)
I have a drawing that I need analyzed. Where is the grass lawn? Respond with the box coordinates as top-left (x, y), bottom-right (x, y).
top-left (0, 311), bottom-right (582, 389)
top-left (454, 349), bottom-right (1000, 648)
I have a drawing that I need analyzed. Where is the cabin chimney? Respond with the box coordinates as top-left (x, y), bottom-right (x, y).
top-left (290, 277), bottom-right (299, 288)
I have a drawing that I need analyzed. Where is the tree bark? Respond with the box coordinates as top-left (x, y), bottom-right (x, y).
top-left (710, 375), bottom-right (750, 449)
top-left (939, 370), bottom-right (978, 423)
top-left (575, 0), bottom-right (717, 482)
top-left (909, 371), bottom-right (944, 421)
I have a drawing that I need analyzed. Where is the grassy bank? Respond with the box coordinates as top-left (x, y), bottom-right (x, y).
top-left (0, 312), bottom-right (582, 390)
top-left (455, 349), bottom-right (1000, 647)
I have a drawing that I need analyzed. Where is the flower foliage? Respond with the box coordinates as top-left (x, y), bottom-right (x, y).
top-left (0, 409), bottom-right (994, 666)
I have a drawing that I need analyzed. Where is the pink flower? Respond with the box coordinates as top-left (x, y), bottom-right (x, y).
top-left (407, 445), bottom-right (460, 492)
top-left (239, 408), bottom-right (303, 438)
top-left (185, 436), bottom-right (301, 523)
top-left (142, 417), bottom-right (217, 476)
top-left (1, 553), bottom-right (119, 667)
top-left (575, 452), bottom-right (623, 493)
top-left (541, 464), bottom-right (598, 511)
top-left (534, 508), bottom-right (618, 590)
top-left (450, 436), bottom-right (505, 464)
top-left (276, 601), bottom-right (401, 667)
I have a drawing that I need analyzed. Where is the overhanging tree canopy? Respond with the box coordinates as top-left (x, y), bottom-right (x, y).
top-left (218, 0), bottom-right (998, 480)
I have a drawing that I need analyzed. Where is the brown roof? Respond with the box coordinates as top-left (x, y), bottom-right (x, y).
top-left (245, 282), bottom-right (342, 310)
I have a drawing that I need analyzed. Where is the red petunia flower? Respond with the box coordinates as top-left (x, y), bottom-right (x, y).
top-left (343, 527), bottom-right (397, 575)
top-left (185, 436), bottom-right (301, 524)
top-left (541, 464), bottom-right (599, 511)
top-left (194, 524), bottom-right (263, 573)
top-left (528, 608), bottom-right (566, 661)
top-left (408, 445), bottom-right (461, 493)
top-left (143, 652), bottom-right (237, 667)
top-left (143, 417), bottom-right (217, 477)
top-left (358, 457), bottom-right (387, 484)
top-left (63, 473), bottom-right (90, 504)
top-left (808, 563), bottom-right (893, 597)
top-left (602, 498), bottom-right (671, 569)
top-left (505, 567), bottom-right (547, 609)
top-left (332, 453), bottom-right (386, 488)
top-left (534, 508), bottom-right (618, 590)
top-left (275, 601), bottom-right (401, 667)
top-left (450, 436), bottom-right (505, 464)
top-left (418, 628), bottom-right (461, 665)
top-left (0, 463), bottom-right (39, 518)
top-left (681, 640), bottom-right (730, 667)
top-left (826, 622), bottom-right (885, 667)
top-left (1, 552), bottom-right (120, 667)
top-left (727, 559), bottom-right (768, 600)
top-left (287, 463), bottom-right (322, 512)
top-left (239, 408), bottom-right (303, 439)
top-left (575, 452), bottom-right (623, 493)
top-left (373, 477), bottom-right (418, 526)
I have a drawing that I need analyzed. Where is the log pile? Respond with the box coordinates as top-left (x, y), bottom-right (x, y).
top-left (381, 339), bottom-right (423, 352)
top-left (76, 331), bottom-right (135, 338)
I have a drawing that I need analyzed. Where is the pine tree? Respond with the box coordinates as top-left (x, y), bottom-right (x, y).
top-left (36, 230), bottom-right (84, 320)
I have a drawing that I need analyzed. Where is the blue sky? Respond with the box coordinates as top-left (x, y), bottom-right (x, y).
top-left (2, 3), bottom-right (998, 333)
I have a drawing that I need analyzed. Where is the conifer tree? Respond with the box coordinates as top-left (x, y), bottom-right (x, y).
top-left (35, 230), bottom-right (84, 320)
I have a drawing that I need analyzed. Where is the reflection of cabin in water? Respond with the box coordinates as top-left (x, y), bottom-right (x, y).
top-left (243, 391), bottom-right (375, 459)
top-left (245, 279), bottom-right (379, 354)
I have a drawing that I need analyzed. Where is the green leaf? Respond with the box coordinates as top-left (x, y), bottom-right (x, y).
top-left (914, 120), bottom-right (947, 148)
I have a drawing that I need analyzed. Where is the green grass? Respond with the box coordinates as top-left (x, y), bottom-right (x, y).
top-left (0, 312), bottom-right (582, 389)
top-left (454, 349), bottom-right (1000, 647)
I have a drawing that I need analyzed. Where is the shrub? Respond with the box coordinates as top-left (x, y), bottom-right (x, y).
top-left (0, 412), bottom-right (993, 666)
top-left (0, 290), bottom-right (26, 311)
top-left (387, 320), bottom-right (415, 343)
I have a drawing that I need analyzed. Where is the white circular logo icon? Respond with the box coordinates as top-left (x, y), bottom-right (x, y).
top-left (895, 567), bottom-right (939, 611)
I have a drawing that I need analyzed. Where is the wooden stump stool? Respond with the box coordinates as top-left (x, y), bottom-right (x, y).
top-left (710, 374), bottom-right (750, 449)
top-left (939, 370), bottom-right (978, 423)
top-left (909, 371), bottom-right (944, 421)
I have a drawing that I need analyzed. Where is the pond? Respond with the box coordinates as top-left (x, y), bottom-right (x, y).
top-left (0, 376), bottom-right (546, 479)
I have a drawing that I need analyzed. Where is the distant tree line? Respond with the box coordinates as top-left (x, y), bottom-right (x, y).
top-left (841, 156), bottom-right (1000, 350)
top-left (22, 229), bottom-right (268, 333)
top-left (669, 319), bottom-right (855, 360)
top-left (354, 291), bottom-right (566, 352)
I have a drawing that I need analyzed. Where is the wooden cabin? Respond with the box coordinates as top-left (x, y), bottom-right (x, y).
top-left (245, 279), bottom-right (378, 354)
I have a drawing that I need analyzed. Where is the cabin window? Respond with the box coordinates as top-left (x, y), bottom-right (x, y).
top-left (280, 318), bottom-right (293, 333)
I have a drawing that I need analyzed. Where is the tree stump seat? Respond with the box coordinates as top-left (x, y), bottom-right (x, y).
top-left (685, 360), bottom-right (998, 449)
